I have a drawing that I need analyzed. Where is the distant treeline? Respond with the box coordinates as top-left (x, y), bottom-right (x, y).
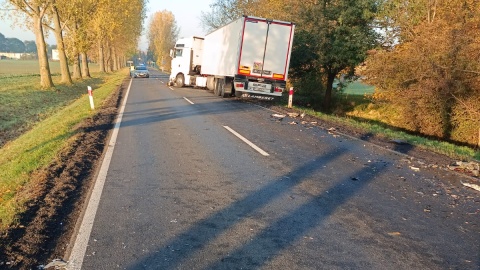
top-left (0, 32), bottom-right (56, 53)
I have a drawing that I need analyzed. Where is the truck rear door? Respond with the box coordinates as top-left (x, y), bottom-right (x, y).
top-left (238, 17), bottom-right (294, 81)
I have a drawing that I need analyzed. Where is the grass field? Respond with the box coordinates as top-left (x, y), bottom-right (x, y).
top-left (343, 81), bottom-right (375, 95)
top-left (0, 61), bottom-right (126, 230)
top-left (0, 59), bottom-right (100, 75)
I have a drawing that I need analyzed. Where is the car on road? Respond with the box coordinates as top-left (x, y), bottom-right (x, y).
top-left (131, 65), bottom-right (150, 78)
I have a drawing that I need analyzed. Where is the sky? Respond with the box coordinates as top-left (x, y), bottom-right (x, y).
top-left (0, 0), bottom-right (213, 51)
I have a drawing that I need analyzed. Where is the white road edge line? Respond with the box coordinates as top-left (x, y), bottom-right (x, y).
top-left (169, 87), bottom-right (174, 90)
top-left (183, 97), bottom-right (194, 105)
top-left (223, 126), bottom-right (269, 156)
top-left (67, 78), bottom-right (133, 270)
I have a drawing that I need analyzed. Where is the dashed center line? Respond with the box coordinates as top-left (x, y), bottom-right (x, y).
top-left (223, 126), bottom-right (270, 156)
top-left (183, 97), bottom-right (194, 104)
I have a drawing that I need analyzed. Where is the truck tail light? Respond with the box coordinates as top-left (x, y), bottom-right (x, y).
top-left (274, 87), bottom-right (283, 92)
top-left (236, 83), bottom-right (244, 88)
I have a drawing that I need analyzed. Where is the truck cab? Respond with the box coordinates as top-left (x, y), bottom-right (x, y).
top-left (169, 36), bottom-right (204, 87)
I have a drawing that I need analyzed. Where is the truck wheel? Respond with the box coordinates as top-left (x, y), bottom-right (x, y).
top-left (175, 74), bottom-right (185, 87)
top-left (221, 81), bottom-right (232, 98)
top-left (214, 79), bottom-right (224, 96)
top-left (213, 79), bottom-right (219, 95)
top-left (207, 76), bottom-right (215, 91)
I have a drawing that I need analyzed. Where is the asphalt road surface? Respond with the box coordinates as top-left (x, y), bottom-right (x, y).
top-left (67, 69), bottom-right (479, 269)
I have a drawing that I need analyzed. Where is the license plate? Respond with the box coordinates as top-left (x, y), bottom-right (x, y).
top-left (248, 83), bottom-right (271, 92)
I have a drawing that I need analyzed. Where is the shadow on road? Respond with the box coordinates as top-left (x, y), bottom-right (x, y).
top-left (125, 146), bottom-right (391, 269)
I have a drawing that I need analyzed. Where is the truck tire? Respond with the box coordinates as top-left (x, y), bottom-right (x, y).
top-left (214, 78), bottom-right (224, 96)
top-left (175, 74), bottom-right (185, 88)
top-left (206, 76), bottom-right (215, 91)
top-left (221, 81), bottom-right (232, 98)
top-left (213, 79), bottom-right (219, 95)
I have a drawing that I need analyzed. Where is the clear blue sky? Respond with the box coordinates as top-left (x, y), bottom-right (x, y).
top-left (0, 0), bottom-right (213, 51)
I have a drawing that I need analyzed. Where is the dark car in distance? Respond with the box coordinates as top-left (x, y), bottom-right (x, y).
top-left (131, 65), bottom-right (150, 78)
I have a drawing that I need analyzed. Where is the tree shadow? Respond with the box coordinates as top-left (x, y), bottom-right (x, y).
top-left (125, 146), bottom-right (390, 269)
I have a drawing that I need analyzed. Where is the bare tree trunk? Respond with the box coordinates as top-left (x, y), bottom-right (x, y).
top-left (323, 72), bottom-right (336, 112)
top-left (112, 47), bottom-right (118, 71)
top-left (81, 52), bottom-right (90, 78)
top-left (51, 2), bottom-right (72, 85)
top-left (98, 41), bottom-right (106, 73)
top-left (72, 53), bottom-right (82, 79)
top-left (33, 9), bottom-right (54, 89)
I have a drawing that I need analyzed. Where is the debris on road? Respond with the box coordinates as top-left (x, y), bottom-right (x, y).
top-left (388, 232), bottom-right (401, 236)
top-left (410, 166), bottom-right (420, 172)
top-left (448, 161), bottom-right (480, 177)
top-left (287, 112), bottom-right (299, 118)
top-left (271, 114), bottom-right (286, 119)
top-left (289, 121), bottom-right (297, 125)
top-left (461, 182), bottom-right (480, 192)
top-left (40, 259), bottom-right (68, 269)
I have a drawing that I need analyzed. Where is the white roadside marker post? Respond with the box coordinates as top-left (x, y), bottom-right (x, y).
top-left (88, 86), bottom-right (94, 110)
top-left (288, 87), bottom-right (294, 108)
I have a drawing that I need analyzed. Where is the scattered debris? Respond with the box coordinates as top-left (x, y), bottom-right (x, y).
top-left (461, 182), bottom-right (480, 192)
top-left (448, 161), bottom-right (480, 177)
top-left (41, 259), bottom-right (68, 269)
top-left (289, 121), bottom-right (298, 125)
top-left (351, 177), bottom-right (359, 181)
top-left (287, 112), bottom-right (299, 118)
top-left (327, 127), bottom-right (336, 132)
top-left (388, 232), bottom-right (401, 236)
top-left (271, 114), bottom-right (286, 119)
top-left (300, 111), bottom-right (306, 118)
top-left (410, 166), bottom-right (420, 172)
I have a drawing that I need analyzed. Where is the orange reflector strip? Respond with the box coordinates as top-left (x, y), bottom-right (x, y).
top-left (239, 69), bottom-right (250, 75)
top-left (273, 73), bottom-right (284, 79)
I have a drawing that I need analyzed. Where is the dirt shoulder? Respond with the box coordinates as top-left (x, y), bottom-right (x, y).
top-left (0, 87), bottom-right (477, 269)
top-left (0, 78), bottom-right (127, 269)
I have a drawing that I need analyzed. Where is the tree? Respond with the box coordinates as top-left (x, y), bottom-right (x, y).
top-left (148, 10), bottom-right (179, 71)
top-left (44, 0), bottom-right (73, 84)
top-left (24, 40), bottom-right (37, 53)
top-left (363, 0), bottom-right (480, 145)
top-left (5, 38), bottom-right (25, 52)
top-left (200, 0), bottom-right (307, 32)
top-left (291, 0), bottom-right (379, 111)
top-left (0, 33), bottom-right (6, 51)
top-left (7, 0), bottom-right (54, 88)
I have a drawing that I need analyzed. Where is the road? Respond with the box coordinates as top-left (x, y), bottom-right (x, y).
top-left (67, 69), bottom-right (479, 269)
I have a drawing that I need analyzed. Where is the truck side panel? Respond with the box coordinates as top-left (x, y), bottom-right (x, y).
top-left (201, 18), bottom-right (243, 76)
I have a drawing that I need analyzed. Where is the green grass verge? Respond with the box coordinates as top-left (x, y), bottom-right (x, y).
top-left (0, 70), bottom-right (127, 230)
top-left (292, 105), bottom-right (480, 161)
top-left (0, 74), bottom-right (104, 145)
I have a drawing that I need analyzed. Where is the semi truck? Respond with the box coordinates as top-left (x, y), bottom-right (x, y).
top-left (168, 15), bottom-right (295, 98)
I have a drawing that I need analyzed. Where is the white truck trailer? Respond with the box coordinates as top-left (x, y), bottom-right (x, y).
top-left (168, 16), bottom-right (295, 98)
